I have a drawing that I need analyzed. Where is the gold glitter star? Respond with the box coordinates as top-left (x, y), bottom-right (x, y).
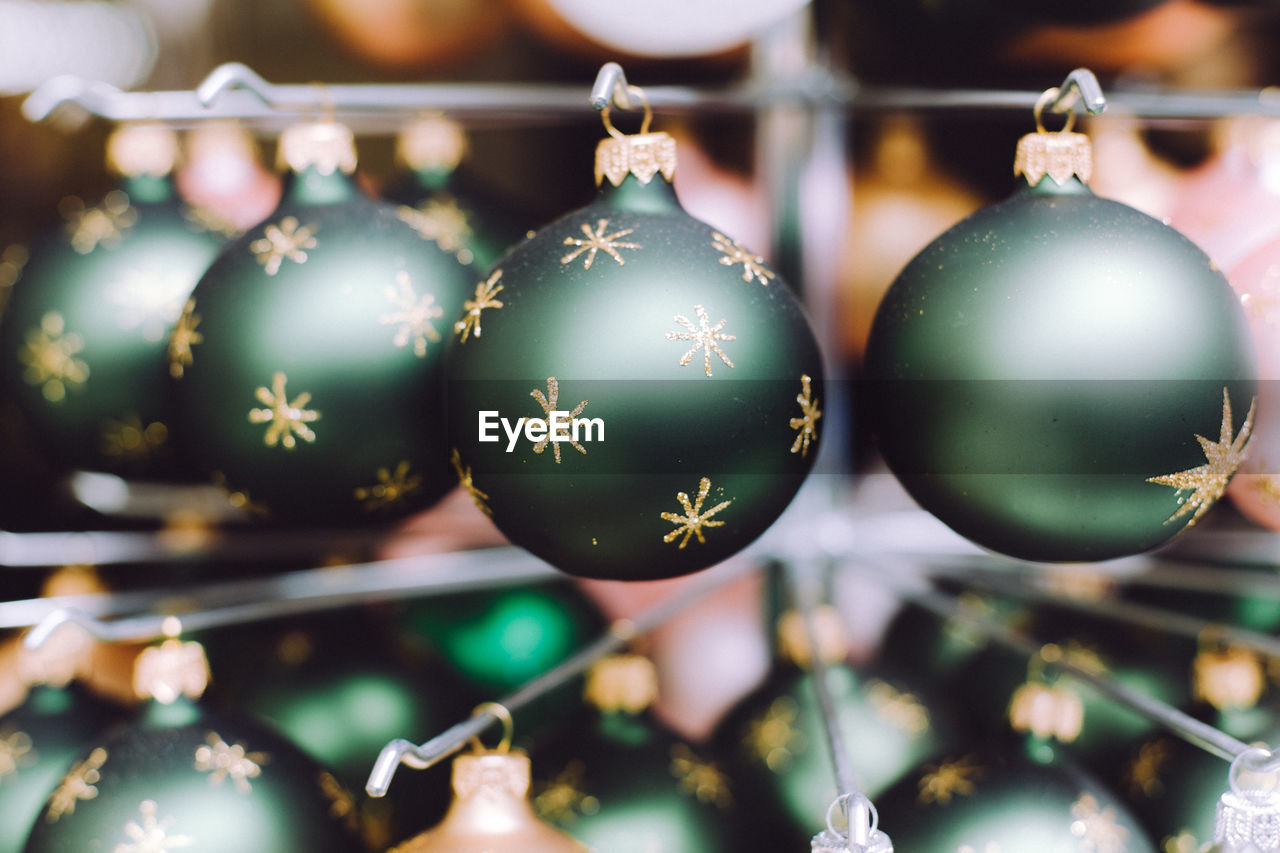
top-left (661, 477), bottom-right (732, 549)
top-left (533, 761), bottom-right (600, 825)
top-left (918, 756), bottom-right (982, 805)
top-left (19, 311), bottom-right (89, 403)
top-left (0, 728), bottom-right (34, 780)
top-left (46, 747), bottom-right (107, 822)
top-left (790, 374), bottom-right (822, 457)
top-left (193, 732), bottom-right (268, 794)
top-left (168, 298), bottom-right (202, 379)
top-left (666, 304), bottom-right (736, 377)
top-left (745, 696), bottom-right (805, 773)
top-left (712, 231), bottom-right (774, 285)
top-left (669, 744), bottom-right (732, 810)
top-left (865, 679), bottom-right (930, 736)
top-left (381, 270), bottom-right (442, 358)
top-left (250, 216), bottom-right (318, 275)
top-left (397, 197), bottom-right (474, 264)
top-left (451, 449), bottom-right (492, 516)
top-left (1126, 739), bottom-right (1172, 799)
top-left (1071, 792), bottom-right (1130, 853)
top-left (114, 799), bottom-right (194, 852)
top-left (354, 461), bottom-right (423, 511)
top-left (318, 771), bottom-right (359, 833)
top-left (104, 265), bottom-right (189, 343)
top-left (182, 204), bottom-right (240, 240)
top-left (0, 244), bottom-right (29, 324)
top-left (530, 377), bottom-right (589, 462)
top-left (102, 414), bottom-right (169, 461)
top-left (561, 218), bottom-right (640, 270)
top-left (62, 191), bottom-right (137, 254)
top-left (249, 372), bottom-right (319, 449)
top-left (454, 269), bottom-right (504, 343)
top-left (1147, 387), bottom-right (1254, 528)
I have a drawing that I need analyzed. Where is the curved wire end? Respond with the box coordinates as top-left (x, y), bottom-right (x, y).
top-left (366, 738), bottom-right (418, 798)
top-left (196, 62), bottom-right (274, 108)
top-left (21, 75), bottom-right (112, 123)
top-left (590, 62), bottom-right (632, 111)
top-left (24, 608), bottom-right (93, 650)
top-left (1052, 68), bottom-right (1107, 117)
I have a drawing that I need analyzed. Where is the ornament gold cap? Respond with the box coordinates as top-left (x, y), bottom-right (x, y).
top-left (595, 131), bottom-right (677, 187)
top-left (277, 121), bottom-right (357, 176)
top-left (132, 625), bottom-right (210, 704)
top-left (584, 653), bottom-right (659, 714)
top-left (106, 122), bottom-right (179, 178)
top-left (397, 114), bottom-right (468, 172)
top-left (1015, 89), bottom-right (1093, 187)
top-left (777, 605), bottom-right (850, 668)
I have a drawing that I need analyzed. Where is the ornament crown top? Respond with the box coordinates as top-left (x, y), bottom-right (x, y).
top-left (106, 121), bottom-right (179, 177)
top-left (277, 119), bottom-right (358, 176)
top-left (593, 76), bottom-right (677, 187)
top-left (397, 114), bottom-right (467, 172)
top-left (1014, 85), bottom-right (1094, 188)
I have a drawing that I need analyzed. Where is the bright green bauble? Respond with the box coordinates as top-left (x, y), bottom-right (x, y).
top-left (0, 124), bottom-right (226, 479)
top-left (0, 685), bottom-right (126, 853)
top-left (22, 698), bottom-right (365, 853)
top-left (865, 127), bottom-right (1257, 563)
top-left (171, 122), bottom-right (474, 524)
top-left (446, 130), bottom-right (824, 580)
top-left (874, 744), bottom-right (1157, 852)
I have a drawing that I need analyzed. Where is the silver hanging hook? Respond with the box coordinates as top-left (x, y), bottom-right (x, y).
top-left (22, 76), bottom-right (125, 123)
top-left (590, 61), bottom-right (635, 111)
top-left (196, 62), bottom-right (277, 108)
top-left (1047, 67), bottom-right (1107, 117)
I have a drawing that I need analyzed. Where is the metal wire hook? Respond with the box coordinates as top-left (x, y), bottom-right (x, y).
top-left (196, 62), bottom-right (277, 108)
top-left (1046, 67), bottom-right (1107, 117)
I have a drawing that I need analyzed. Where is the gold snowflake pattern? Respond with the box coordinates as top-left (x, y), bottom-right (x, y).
top-left (168, 298), bottom-right (202, 379)
top-left (865, 679), bottom-right (930, 736)
top-left (250, 216), bottom-right (317, 275)
top-left (318, 771), bottom-right (359, 833)
top-left (1147, 388), bottom-right (1255, 528)
top-left (745, 696), bottom-right (805, 773)
top-left (1071, 792), bottom-right (1130, 853)
top-left (46, 747), bottom-right (107, 822)
top-left (454, 269), bottom-right (504, 343)
top-left (451, 448), bottom-right (491, 516)
top-left (0, 728), bottom-right (34, 780)
top-left (0, 244), bottom-right (28, 324)
top-left (1126, 740), bottom-right (1171, 799)
top-left (193, 732), bottom-right (267, 794)
top-left (381, 270), bottom-right (442, 358)
top-left (561, 218), bottom-right (640, 270)
top-left (918, 756), bottom-right (982, 805)
top-left (354, 461), bottom-right (423, 511)
top-left (397, 197), bottom-right (474, 264)
top-left (533, 761), bottom-right (600, 825)
top-left (712, 231), bottom-right (774, 286)
top-left (114, 799), bottom-right (194, 852)
top-left (661, 477), bottom-right (732, 549)
top-left (789, 373), bottom-right (822, 457)
top-left (62, 191), bottom-right (137, 254)
top-left (104, 266), bottom-right (189, 343)
top-left (670, 744), bottom-right (732, 810)
top-left (182, 205), bottom-right (240, 240)
top-left (530, 377), bottom-right (589, 462)
top-left (20, 311), bottom-right (89, 403)
top-left (102, 414), bottom-right (169, 461)
top-left (249, 372), bottom-right (319, 449)
top-left (666, 305), bottom-right (735, 377)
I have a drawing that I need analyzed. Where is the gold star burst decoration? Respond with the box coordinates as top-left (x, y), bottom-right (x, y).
top-left (20, 311), bottom-right (89, 403)
top-left (451, 449), bottom-right (492, 516)
top-left (115, 799), bottom-right (194, 852)
top-left (249, 372), bottom-right (320, 449)
top-left (354, 461), bottom-right (423, 511)
top-left (865, 679), bottom-right (930, 736)
top-left (1070, 792), bottom-right (1130, 853)
top-left (250, 216), bottom-right (318, 275)
top-left (1147, 387), bottom-right (1255, 528)
top-left (46, 746), bottom-right (107, 822)
top-left (193, 732), bottom-right (268, 794)
top-left (102, 414), bottom-right (169, 461)
top-left (0, 728), bottom-right (34, 780)
top-left (669, 744), bottom-right (733, 810)
top-left (790, 373), bottom-right (822, 457)
top-left (561, 218), bottom-right (640, 270)
top-left (712, 231), bottom-right (774, 286)
top-left (318, 771), bottom-right (359, 833)
top-left (397, 197), bottom-right (474, 264)
top-left (745, 696), bottom-right (805, 773)
top-left (530, 377), bottom-right (589, 462)
top-left (454, 269), bottom-right (504, 343)
top-left (62, 190), bottom-right (137, 254)
top-left (661, 477), bottom-right (732, 549)
top-left (666, 304), bottom-right (735, 377)
top-left (533, 761), bottom-right (600, 825)
top-left (168, 298), bottom-right (202, 379)
top-left (381, 270), bottom-right (442, 358)
top-left (917, 755), bottom-right (982, 805)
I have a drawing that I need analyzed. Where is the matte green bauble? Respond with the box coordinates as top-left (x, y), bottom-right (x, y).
top-left (0, 685), bottom-right (126, 853)
top-left (22, 698), bottom-right (365, 853)
top-left (446, 128), bottom-right (824, 580)
top-left (874, 745), bottom-right (1157, 852)
top-left (865, 121), bottom-right (1257, 563)
top-left (382, 116), bottom-right (526, 273)
top-left (171, 121), bottom-right (475, 524)
top-left (0, 124), bottom-right (226, 478)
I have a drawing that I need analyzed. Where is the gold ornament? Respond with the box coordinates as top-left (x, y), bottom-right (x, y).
top-left (46, 747), bottom-right (107, 822)
top-left (1193, 641), bottom-right (1265, 711)
top-left (396, 116), bottom-right (468, 174)
top-left (276, 121), bottom-right (357, 177)
top-left (1014, 89), bottom-right (1093, 187)
top-left (132, 637), bottom-right (210, 705)
top-left (666, 305), bottom-right (735, 378)
top-left (561, 218), bottom-right (639, 270)
top-left (451, 449), bottom-right (492, 516)
top-left (168, 298), bottom-right (202, 379)
top-left (381, 270), bottom-right (443, 358)
top-left (354, 461), bottom-right (423, 512)
top-left (789, 374), bottom-right (822, 457)
top-left (250, 216), bottom-right (318, 276)
top-left (594, 131), bottom-right (677, 187)
top-left (106, 123), bottom-right (179, 178)
top-left (193, 732), bottom-right (269, 794)
top-left (1147, 387), bottom-right (1254, 528)
top-left (661, 477), bottom-right (731, 549)
top-left (20, 311), bottom-right (88, 403)
top-left (249, 372), bottom-right (320, 449)
top-left (583, 654), bottom-right (659, 715)
top-left (1008, 681), bottom-right (1084, 744)
top-left (711, 231), bottom-right (774, 286)
top-left (454, 270), bottom-right (504, 343)
top-left (529, 378), bottom-right (589, 462)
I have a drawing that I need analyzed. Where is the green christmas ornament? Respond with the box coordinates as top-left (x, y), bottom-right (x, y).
top-left (382, 115), bottom-right (527, 273)
top-left (0, 123), bottom-right (227, 479)
top-left (445, 107), bottom-right (824, 580)
top-left (170, 120), bottom-right (476, 524)
top-left (864, 94), bottom-right (1258, 563)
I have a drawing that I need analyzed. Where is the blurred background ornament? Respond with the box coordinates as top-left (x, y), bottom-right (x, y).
top-left (299, 0), bottom-right (511, 70)
top-left (175, 122), bottom-right (282, 235)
